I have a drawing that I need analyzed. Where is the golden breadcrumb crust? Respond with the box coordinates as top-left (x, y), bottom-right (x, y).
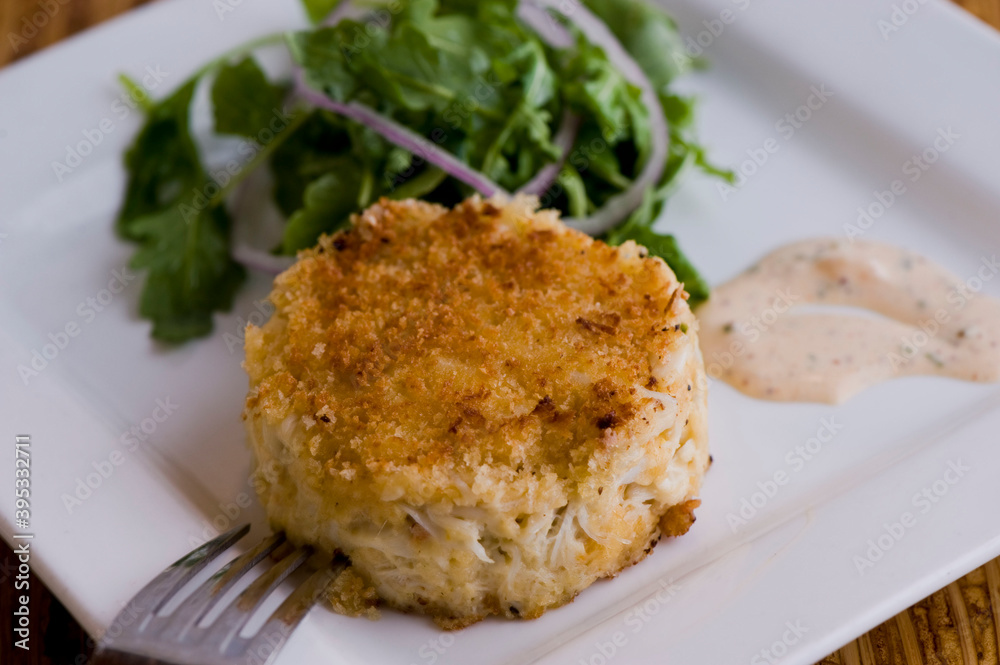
top-left (243, 196), bottom-right (709, 626)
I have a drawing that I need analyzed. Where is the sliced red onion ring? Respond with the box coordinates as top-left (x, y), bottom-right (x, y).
top-left (517, 109), bottom-right (581, 197)
top-left (516, 0), bottom-right (574, 48)
top-left (294, 71), bottom-right (509, 198)
top-left (515, 1), bottom-right (579, 198)
top-left (321, 0), bottom-right (357, 25)
top-left (521, 0), bottom-right (669, 235)
top-left (233, 244), bottom-right (295, 275)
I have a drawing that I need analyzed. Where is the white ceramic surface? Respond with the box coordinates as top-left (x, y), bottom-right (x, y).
top-left (2, 1), bottom-right (1000, 663)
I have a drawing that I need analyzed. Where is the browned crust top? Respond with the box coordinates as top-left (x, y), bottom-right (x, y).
top-left (244, 197), bottom-right (696, 481)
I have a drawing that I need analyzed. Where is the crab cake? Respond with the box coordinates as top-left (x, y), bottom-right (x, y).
top-left (243, 195), bottom-right (709, 628)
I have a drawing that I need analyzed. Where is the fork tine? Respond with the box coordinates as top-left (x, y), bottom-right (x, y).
top-left (235, 558), bottom-right (349, 665)
top-left (198, 546), bottom-right (312, 654)
top-left (107, 524), bottom-right (250, 639)
top-left (152, 533), bottom-right (286, 642)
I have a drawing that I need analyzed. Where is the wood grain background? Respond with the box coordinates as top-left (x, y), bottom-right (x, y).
top-left (2, 1), bottom-right (999, 664)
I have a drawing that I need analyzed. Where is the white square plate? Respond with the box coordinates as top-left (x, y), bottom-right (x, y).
top-left (2, 0), bottom-right (1000, 663)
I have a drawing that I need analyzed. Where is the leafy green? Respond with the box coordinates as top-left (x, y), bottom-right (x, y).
top-left (117, 74), bottom-right (245, 342)
top-left (581, 0), bottom-right (690, 93)
top-left (117, 73), bottom-right (154, 113)
top-left (211, 57), bottom-right (286, 138)
top-left (300, 0), bottom-right (343, 24)
top-left (117, 78), bottom-right (202, 240)
top-left (128, 204), bottom-right (245, 342)
top-left (386, 166), bottom-right (447, 199)
top-left (604, 191), bottom-right (709, 306)
top-left (269, 111), bottom-right (352, 216)
top-left (116, 0), bottom-right (731, 344)
top-left (282, 164), bottom-right (363, 252)
top-left (267, 108), bottom-right (450, 251)
top-left (558, 30), bottom-right (650, 170)
top-left (287, 0), bottom-right (563, 192)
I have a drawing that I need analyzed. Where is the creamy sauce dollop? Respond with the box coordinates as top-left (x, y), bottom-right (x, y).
top-left (697, 238), bottom-right (1000, 404)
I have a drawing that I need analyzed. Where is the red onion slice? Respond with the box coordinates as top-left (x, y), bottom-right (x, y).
top-left (232, 244), bottom-right (295, 275)
top-left (321, 0), bottom-right (357, 25)
top-left (294, 71), bottom-right (509, 198)
top-left (516, 0), bottom-right (574, 48)
top-left (517, 109), bottom-right (581, 197)
top-left (515, 1), bottom-right (578, 198)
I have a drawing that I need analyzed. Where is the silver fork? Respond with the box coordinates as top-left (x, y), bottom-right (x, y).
top-left (91, 524), bottom-right (346, 665)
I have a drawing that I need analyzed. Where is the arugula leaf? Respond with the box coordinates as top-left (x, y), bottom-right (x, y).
top-left (116, 78), bottom-right (202, 241)
top-left (268, 106), bottom-right (453, 254)
top-left (118, 73), bottom-right (246, 342)
top-left (290, 20), bottom-right (476, 113)
top-left (475, 40), bottom-right (559, 185)
top-left (288, 0), bottom-right (563, 192)
top-left (559, 33), bottom-right (647, 152)
top-left (114, 0), bottom-right (732, 345)
top-left (582, 0), bottom-right (690, 92)
top-left (285, 28), bottom-right (360, 102)
top-left (117, 73), bottom-right (154, 113)
top-left (300, 0), bottom-right (343, 24)
top-left (269, 111), bottom-right (353, 216)
top-left (282, 166), bottom-right (364, 253)
top-left (581, 0), bottom-right (732, 189)
top-left (128, 203), bottom-right (245, 342)
top-left (558, 164), bottom-right (591, 219)
top-left (211, 57), bottom-right (286, 138)
top-left (438, 0), bottom-right (518, 15)
top-left (386, 166), bottom-right (447, 199)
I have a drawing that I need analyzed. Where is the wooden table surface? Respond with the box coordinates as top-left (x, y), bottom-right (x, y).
top-left (2, 1), bottom-right (999, 664)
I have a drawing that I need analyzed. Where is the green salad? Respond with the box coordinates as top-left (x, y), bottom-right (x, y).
top-left (116, 0), bottom-right (730, 342)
